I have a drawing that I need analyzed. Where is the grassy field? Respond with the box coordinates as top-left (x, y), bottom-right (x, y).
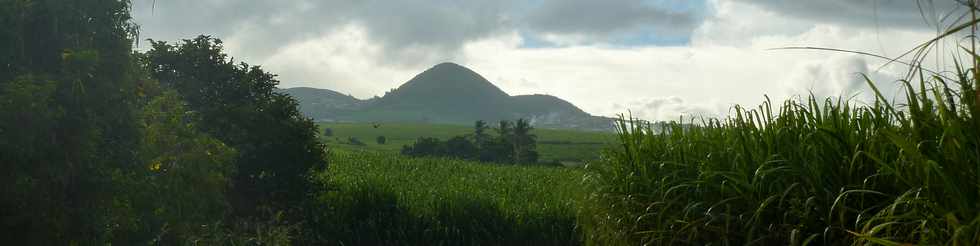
top-left (309, 150), bottom-right (586, 245)
top-left (318, 122), bottom-right (614, 164)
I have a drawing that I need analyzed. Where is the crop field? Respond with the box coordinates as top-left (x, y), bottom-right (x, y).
top-left (310, 150), bottom-right (586, 245)
top-left (580, 77), bottom-right (980, 244)
top-left (317, 122), bottom-right (614, 163)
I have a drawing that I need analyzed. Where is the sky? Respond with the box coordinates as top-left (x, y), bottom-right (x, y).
top-left (131, 0), bottom-right (969, 121)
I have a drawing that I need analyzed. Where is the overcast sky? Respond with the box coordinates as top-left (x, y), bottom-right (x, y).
top-left (131, 0), bottom-right (969, 121)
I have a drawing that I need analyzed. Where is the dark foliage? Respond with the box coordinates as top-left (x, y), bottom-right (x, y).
top-left (401, 120), bottom-right (539, 164)
top-left (0, 1), bottom-right (320, 244)
top-left (401, 137), bottom-right (446, 157)
top-left (376, 135), bottom-right (387, 145)
top-left (445, 136), bottom-right (478, 159)
top-left (0, 0), bottom-right (144, 243)
top-left (142, 36), bottom-right (327, 218)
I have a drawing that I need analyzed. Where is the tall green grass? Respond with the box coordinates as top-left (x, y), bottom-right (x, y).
top-left (579, 3), bottom-right (980, 244)
top-left (308, 150), bottom-right (585, 245)
top-left (581, 64), bottom-right (979, 244)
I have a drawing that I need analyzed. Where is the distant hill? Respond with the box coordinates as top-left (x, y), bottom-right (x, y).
top-left (280, 62), bottom-right (615, 131)
top-left (276, 87), bottom-right (371, 120)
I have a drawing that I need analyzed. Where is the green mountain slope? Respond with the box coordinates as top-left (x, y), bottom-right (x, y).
top-left (280, 63), bottom-right (614, 131)
top-left (276, 87), bottom-right (369, 120)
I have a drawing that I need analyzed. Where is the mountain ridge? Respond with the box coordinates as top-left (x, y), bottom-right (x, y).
top-left (279, 63), bottom-right (614, 131)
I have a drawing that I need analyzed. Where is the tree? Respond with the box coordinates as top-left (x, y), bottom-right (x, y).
top-left (376, 135), bottom-right (387, 145)
top-left (0, 0), bottom-right (144, 243)
top-left (135, 90), bottom-right (236, 243)
top-left (323, 127), bottom-right (333, 137)
top-left (143, 36), bottom-right (327, 218)
top-left (497, 120), bottom-right (514, 139)
top-left (473, 120), bottom-right (490, 148)
top-left (513, 119), bottom-right (539, 164)
top-left (481, 120), bottom-right (515, 163)
top-left (400, 119), bottom-right (537, 164)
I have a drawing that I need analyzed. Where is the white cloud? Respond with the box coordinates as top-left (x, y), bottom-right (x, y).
top-left (613, 96), bottom-right (726, 122)
top-left (451, 0), bottom-right (943, 121)
top-left (261, 25), bottom-right (426, 98)
top-left (782, 55), bottom-right (873, 102)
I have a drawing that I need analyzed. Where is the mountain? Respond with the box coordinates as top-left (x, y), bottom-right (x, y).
top-left (276, 87), bottom-right (370, 120)
top-left (280, 62), bottom-right (614, 131)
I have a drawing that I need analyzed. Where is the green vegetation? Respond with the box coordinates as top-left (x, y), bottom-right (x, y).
top-left (310, 150), bottom-right (584, 245)
top-left (581, 66), bottom-right (980, 244)
top-left (145, 36), bottom-right (327, 219)
top-left (320, 121), bottom-right (613, 164)
top-left (402, 120), bottom-right (541, 164)
top-left (6, 1), bottom-right (980, 245)
top-left (0, 1), bottom-right (322, 243)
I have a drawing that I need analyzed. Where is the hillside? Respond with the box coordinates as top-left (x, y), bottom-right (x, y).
top-left (281, 63), bottom-right (615, 131)
top-left (276, 87), bottom-right (369, 120)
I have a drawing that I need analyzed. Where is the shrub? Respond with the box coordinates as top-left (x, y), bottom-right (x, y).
top-left (401, 137), bottom-right (445, 157)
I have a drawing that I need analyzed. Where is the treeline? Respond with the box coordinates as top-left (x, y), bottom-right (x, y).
top-left (402, 119), bottom-right (539, 164)
top-left (0, 0), bottom-right (324, 244)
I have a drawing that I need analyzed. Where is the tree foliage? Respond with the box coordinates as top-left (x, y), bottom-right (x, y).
top-left (0, 0), bottom-right (144, 243)
top-left (0, 1), bottom-right (325, 243)
top-left (129, 89), bottom-right (237, 243)
top-left (142, 36), bottom-right (327, 217)
top-left (401, 119), bottom-right (538, 164)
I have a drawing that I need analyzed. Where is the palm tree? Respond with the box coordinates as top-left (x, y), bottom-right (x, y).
top-left (473, 120), bottom-right (490, 149)
top-left (513, 119), bottom-right (537, 164)
top-left (497, 120), bottom-right (514, 163)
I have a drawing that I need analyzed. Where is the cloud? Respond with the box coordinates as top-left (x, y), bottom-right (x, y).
top-left (132, 0), bottom-right (515, 64)
top-left (131, 0), bottom-right (955, 123)
top-left (132, 0), bottom-right (348, 58)
top-left (132, 0), bottom-right (709, 63)
top-left (612, 96), bottom-right (725, 122)
top-left (782, 55), bottom-right (872, 102)
top-left (455, 2), bottom-right (939, 121)
top-left (260, 24), bottom-right (431, 98)
top-left (734, 0), bottom-right (964, 30)
top-left (522, 0), bottom-right (708, 45)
